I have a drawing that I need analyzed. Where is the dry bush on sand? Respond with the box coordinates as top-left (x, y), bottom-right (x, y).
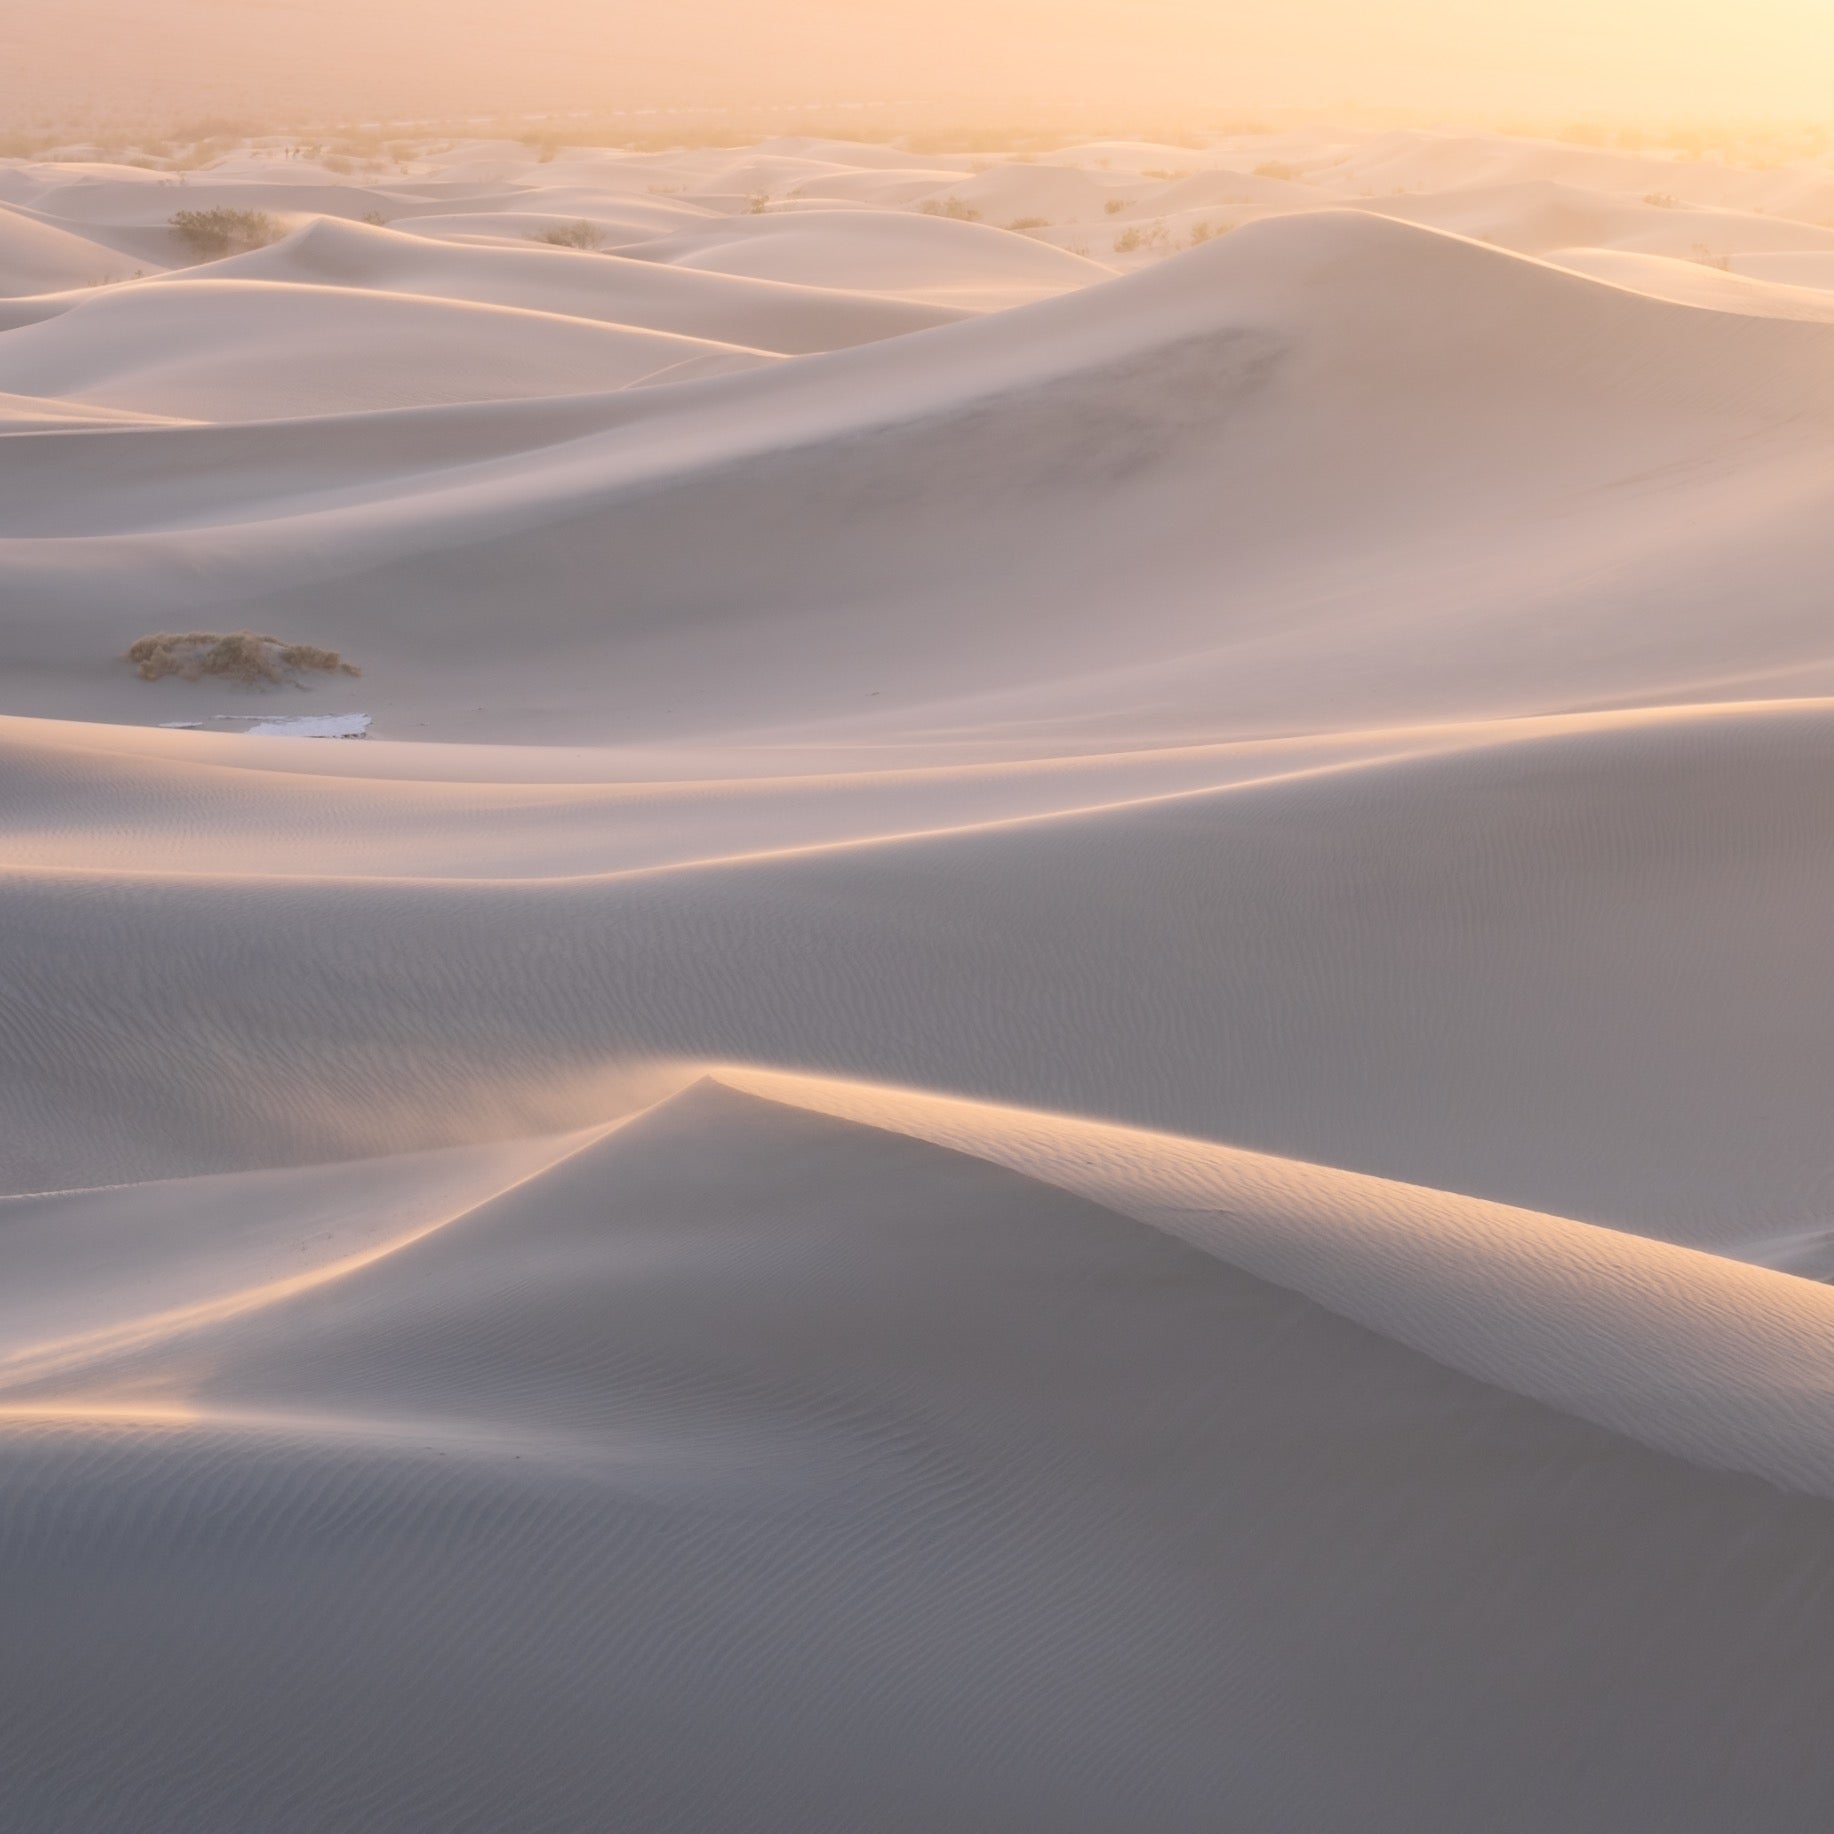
top-left (1113, 222), bottom-right (1170, 254)
top-left (920, 196), bottom-right (981, 221)
top-left (531, 220), bottom-right (602, 249)
top-left (127, 631), bottom-right (360, 686)
top-left (169, 207), bottom-right (281, 259)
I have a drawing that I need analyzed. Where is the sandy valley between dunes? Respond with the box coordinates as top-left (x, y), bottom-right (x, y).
top-left (9, 124), bottom-right (1834, 1830)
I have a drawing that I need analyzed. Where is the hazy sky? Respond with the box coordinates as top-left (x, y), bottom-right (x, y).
top-left (7, 1), bottom-right (1831, 128)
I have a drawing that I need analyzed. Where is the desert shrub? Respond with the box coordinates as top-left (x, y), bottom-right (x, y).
top-left (1007, 216), bottom-right (1049, 231)
top-left (169, 207), bottom-right (280, 259)
top-left (1187, 219), bottom-right (1231, 246)
top-left (746, 192), bottom-right (771, 214)
top-left (1114, 223), bottom-right (1170, 254)
top-left (1104, 198), bottom-right (1125, 215)
top-left (1642, 192), bottom-right (1678, 208)
top-left (1690, 243), bottom-right (1731, 270)
top-left (1254, 160), bottom-right (1300, 181)
top-left (126, 631), bottom-right (360, 686)
top-left (531, 220), bottom-right (602, 249)
top-left (360, 210), bottom-right (387, 226)
top-left (920, 196), bottom-right (981, 221)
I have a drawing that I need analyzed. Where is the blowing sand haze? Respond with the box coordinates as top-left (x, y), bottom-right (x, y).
top-left (8, 96), bottom-right (1834, 1833)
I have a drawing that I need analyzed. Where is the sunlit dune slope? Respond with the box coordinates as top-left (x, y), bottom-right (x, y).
top-left (7, 1080), bottom-right (1834, 1832)
top-left (11, 124), bottom-right (1834, 1833)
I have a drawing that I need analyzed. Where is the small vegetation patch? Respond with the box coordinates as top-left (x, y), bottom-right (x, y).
top-left (1006, 216), bottom-right (1049, 231)
top-left (920, 196), bottom-right (981, 221)
top-left (127, 631), bottom-right (360, 686)
top-left (530, 220), bottom-right (603, 250)
top-left (1254, 160), bottom-right (1301, 181)
top-left (1113, 223), bottom-right (1170, 254)
top-left (169, 207), bottom-right (281, 260)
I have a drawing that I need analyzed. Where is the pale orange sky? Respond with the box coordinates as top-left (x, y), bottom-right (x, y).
top-left (5, 1), bottom-right (1830, 128)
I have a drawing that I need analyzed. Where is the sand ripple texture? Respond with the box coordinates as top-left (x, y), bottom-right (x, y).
top-left (9, 127), bottom-right (1834, 1831)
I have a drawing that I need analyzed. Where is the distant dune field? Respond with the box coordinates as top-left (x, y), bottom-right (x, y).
top-left (9, 126), bottom-right (1834, 1831)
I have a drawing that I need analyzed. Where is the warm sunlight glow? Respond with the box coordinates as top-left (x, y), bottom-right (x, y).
top-left (5, 1), bottom-right (1834, 136)
top-left (11, 0), bottom-right (1834, 1822)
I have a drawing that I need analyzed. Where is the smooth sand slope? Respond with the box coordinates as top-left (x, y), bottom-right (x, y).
top-left (188, 217), bottom-right (974, 350)
top-left (0, 278), bottom-right (778, 418)
top-left (8, 1082), bottom-right (1834, 1834)
top-left (9, 126), bottom-right (1834, 1829)
top-left (11, 207), bottom-right (1834, 739)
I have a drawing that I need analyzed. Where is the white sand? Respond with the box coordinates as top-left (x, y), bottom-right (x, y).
top-left (9, 126), bottom-right (1834, 1829)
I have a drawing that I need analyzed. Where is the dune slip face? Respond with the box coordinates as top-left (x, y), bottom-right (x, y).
top-left (9, 125), bottom-right (1834, 1830)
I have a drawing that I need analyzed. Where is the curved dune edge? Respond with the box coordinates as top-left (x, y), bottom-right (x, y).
top-left (712, 1066), bottom-right (1834, 1499)
top-left (5, 696), bottom-right (1828, 885)
top-left (18, 1060), bottom-right (1827, 1502)
top-left (0, 1120), bottom-right (629, 1392)
top-left (13, 209), bottom-right (1834, 749)
top-left (16, 1070), bottom-right (1834, 1833)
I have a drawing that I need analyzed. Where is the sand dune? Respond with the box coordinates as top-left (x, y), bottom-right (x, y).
top-left (1732, 248), bottom-right (1834, 290)
top-left (10, 125), bottom-right (1834, 1828)
top-left (11, 208), bottom-right (1834, 737)
top-left (7, 1080), bottom-right (1834, 1831)
top-left (1136, 165), bottom-right (1326, 213)
top-left (1541, 247), bottom-right (1834, 320)
top-left (186, 217), bottom-right (975, 350)
top-left (614, 208), bottom-right (1114, 304)
top-left (1318, 127), bottom-right (1834, 217)
top-left (0, 277), bottom-right (777, 418)
top-left (1368, 177), bottom-right (1834, 259)
top-left (389, 197), bottom-right (727, 243)
top-left (0, 203), bottom-right (150, 296)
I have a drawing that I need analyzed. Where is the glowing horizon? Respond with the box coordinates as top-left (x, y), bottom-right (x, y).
top-left (4, 1), bottom-right (1833, 137)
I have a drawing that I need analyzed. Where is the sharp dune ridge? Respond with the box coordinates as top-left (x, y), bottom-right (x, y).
top-left (2, 695), bottom-right (1830, 884)
top-left (11, 209), bottom-right (1834, 742)
top-left (11, 124), bottom-right (1834, 1829)
top-left (9, 1079), bottom-right (1834, 1833)
top-left (16, 1064), bottom-right (1834, 1498)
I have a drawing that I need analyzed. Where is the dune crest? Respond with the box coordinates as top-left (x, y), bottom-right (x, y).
top-left (9, 123), bottom-right (1834, 1828)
